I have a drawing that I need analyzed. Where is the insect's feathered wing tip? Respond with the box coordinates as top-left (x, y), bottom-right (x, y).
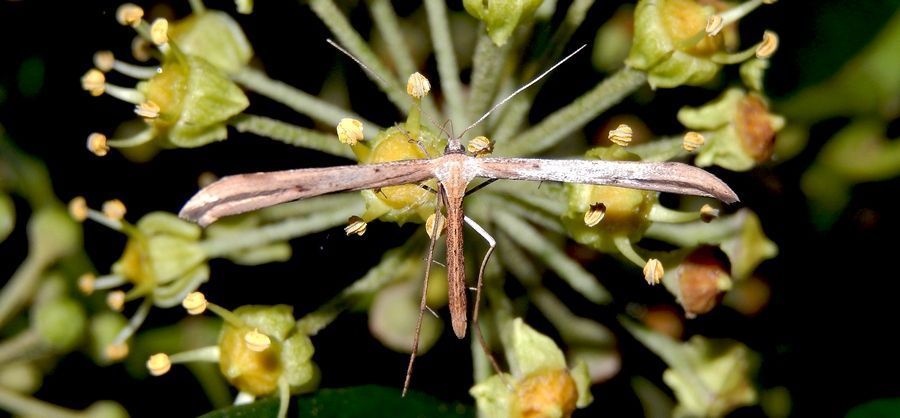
top-left (178, 187), bottom-right (222, 227)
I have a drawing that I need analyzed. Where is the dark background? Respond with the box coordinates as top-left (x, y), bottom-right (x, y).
top-left (1, 0), bottom-right (899, 417)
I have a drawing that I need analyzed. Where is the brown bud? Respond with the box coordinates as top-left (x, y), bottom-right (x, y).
top-left (678, 246), bottom-right (730, 316)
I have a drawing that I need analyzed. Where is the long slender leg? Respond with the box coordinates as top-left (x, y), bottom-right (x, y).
top-left (464, 215), bottom-right (506, 380)
top-left (465, 178), bottom-right (497, 196)
top-left (402, 186), bottom-right (446, 397)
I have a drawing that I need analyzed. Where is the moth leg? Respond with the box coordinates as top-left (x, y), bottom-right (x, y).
top-left (465, 178), bottom-right (497, 196)
top-left (403, 186), bottom-right (446, 397)
top-left (464, 215), bottom-right (510, 386)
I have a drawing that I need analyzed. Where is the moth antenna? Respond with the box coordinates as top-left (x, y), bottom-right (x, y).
top-left (458, 44), bottom-right (588, 140)
top-left (326, 39), bottom-right (460, 147)
top-left (326, 38), bottom-right (388, 85)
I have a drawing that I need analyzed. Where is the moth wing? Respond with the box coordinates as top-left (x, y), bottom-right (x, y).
top-left (475, 157), bottom-right (739, 204)
top-left (180, 159), bottom-right (435, 226)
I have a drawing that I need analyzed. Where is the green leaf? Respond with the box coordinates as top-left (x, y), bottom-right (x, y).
top-left (200, 385), bottom-right (473, 418)
top-left (846, 398), bottom-right (900, 418)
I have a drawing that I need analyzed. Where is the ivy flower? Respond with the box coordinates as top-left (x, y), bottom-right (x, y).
top-left (470, 318), bottom-right (593, 418)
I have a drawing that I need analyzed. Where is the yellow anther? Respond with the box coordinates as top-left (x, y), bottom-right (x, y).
top-left (608, 124), bottom-right (633, 147)
top-left (93, 51), bottom-right (115, 72)
top-left (700, 204), bottom-right (720, 223)
top-left (467, 136), bottom-right (493, 156)
top-left (336, 118), bottom-right (364, 145)
top-left (583, 202), bottom-right (607, 227)
top-left (87, 132), bottom-right (110, 157)
top-left (344, 215), bottom-right (367, 236)
top-left (135, 100), bottom-right (161, 119)
top-left (106, 290), bottom-right (126, 312)
top-left (756, 31), bottom-right (779, 59)
top-left (425, 213), bottom-right (446, 239)
top-left (406, 72), bottom-right (431, 99)
top-left (77, 273), bottom-right (96, 295)
top-left (244, 329), bottom-right (271, 352)
top-left (182, 292), bottom-right (208, 315)
top-left (102, 199), bottom-right (127, 221)
top-left (105, 343), bottom-right (130, 361)
top-left (116, 3), bottom-right (144, 27)
top-left (643, 258), bottom-right (664, 286)
top-left (146, 353), bottom-right (172, 376)
top-left (81, 69), bottom-right (106, 96)
top-left (68, 196), bottom-right (88, 222)
top-left (682, 131), bottom-right (705, 152)
top-left (150, 18), bottom-right (169, 46)
top-left (706, 15), bottom-right (724, 36)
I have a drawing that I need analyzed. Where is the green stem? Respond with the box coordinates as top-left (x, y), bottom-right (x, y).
top-left (498, 67), bottom-right (647, 156)
top-left (630, 136), bottom-right (688, 162)
top-left (467, 32), bottom-right (510, 129)
top-left (232, 67), bottom-right (381, 138)
top-left (424, 0), bottom-right (465, 130)
top-left (0, 255), bottom-right (49, 330)
top-left (229, 114), bottom-right (356, 160)
top-left (187, 362), bottom-right (232, 409)
top-left (530, 288), bottom-right (615, 346)
top-left (257, 193), bottom-right (363, 222)
top-left (307, 0), bottom-right (410, 112)
top-left (367, 0), bottom-right (439, 117)
top-left (0, 386), bottom-right (85, 418)
top-left (200, 199), bottom-right (364, 258)
top-left (296, 234), bottom-right (424, 335)
top-left (0, 329), bottom-right (42, 366)
top-left (492, 211), bottom-right (611, 304)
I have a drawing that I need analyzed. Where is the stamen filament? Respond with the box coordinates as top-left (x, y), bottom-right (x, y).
top-left (93, 274), bottom-right (128, 290)
top-left (206, 303), bottom-right (247, 328)
top-left (85, 209), bottom-right (123, 231)
top-left (169, 346), bottom-right (221, 364)
top-left (113, 60), bottom-right (160, 79)
top-left (103, 83), bottom-right (145, 104)
top-left (106, 127), bottom-right (156, 148)
top-left (612, 234), bottom-right (646, 267)
top-left (112, 297), bottom-right (153, 346)
top-left (648, 204), bottom-right (701, 223)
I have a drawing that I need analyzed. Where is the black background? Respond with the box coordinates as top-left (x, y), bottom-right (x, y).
top-left (1, 0), bottom-right (899, 417)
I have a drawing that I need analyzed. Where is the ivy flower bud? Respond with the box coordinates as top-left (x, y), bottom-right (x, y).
top-left (674, 246), bottom-right (732, 316)
top-left (406, 72), bottom-right (431, 99)
top-left (147, 353), bottom-right (172, 376)
top-left (369, 281), bottom-right (442, 354)
top-left (336, 118), bottom-right (364, 146)
top-left (463, 0), bottom-right (544, 46)
top-left (678, 88), bottom-right (785, 171)
top-left (34, 298), bottom-right (87, 352)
